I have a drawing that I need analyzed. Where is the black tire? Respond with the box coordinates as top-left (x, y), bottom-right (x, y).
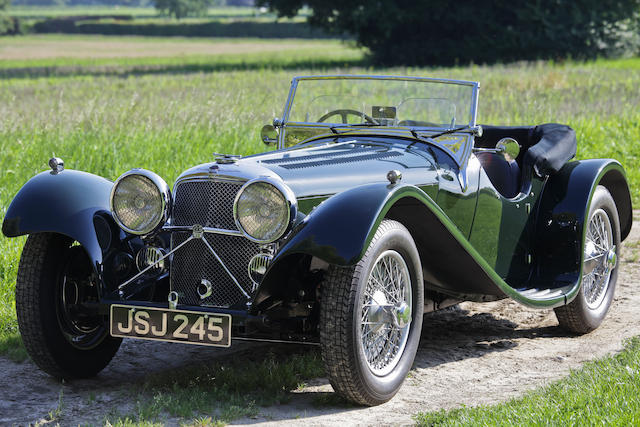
top-left (319, 220), bottom-right (424, 405)
top-left (554, 185), bottom-right (621, 334)
top-left (16, 233), bottom-right (121, 379)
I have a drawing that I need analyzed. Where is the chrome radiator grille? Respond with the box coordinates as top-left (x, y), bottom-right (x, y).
top-left (170, 179), bottom-right (260, 308)
top-left (172, 180), bottom-right (242, 229)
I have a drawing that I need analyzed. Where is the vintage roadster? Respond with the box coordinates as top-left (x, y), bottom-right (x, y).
top-left (2, 75), bottom-right (633, 405)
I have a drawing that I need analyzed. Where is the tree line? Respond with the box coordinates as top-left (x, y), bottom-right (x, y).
top-left (258, 0), bottom-right (640, 65)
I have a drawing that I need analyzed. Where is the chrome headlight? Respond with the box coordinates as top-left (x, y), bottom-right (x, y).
top-left (110, 169), bottom-right (171, 235)
top-left (234, 178), bottom-right (296, 243)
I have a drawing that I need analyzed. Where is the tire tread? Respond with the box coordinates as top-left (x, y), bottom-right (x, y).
top-left (16, 233), bottom-right (67, 377)
top-left (319, 219), bottom-right (410, 406)
top-left (554, 185), bottom-right (620, 335)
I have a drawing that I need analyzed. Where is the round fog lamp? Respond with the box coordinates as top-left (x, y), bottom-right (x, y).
top-left (136, 246), bottom-right (166, 273)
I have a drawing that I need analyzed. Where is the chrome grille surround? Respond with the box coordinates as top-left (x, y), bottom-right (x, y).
top-left (169, 178), bottom-right (261, 308)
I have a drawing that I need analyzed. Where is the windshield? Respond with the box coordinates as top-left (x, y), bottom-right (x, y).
top-left (285, 76), bottom-right (478, 128)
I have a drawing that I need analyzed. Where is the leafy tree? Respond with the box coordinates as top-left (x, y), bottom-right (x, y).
top-left (0, 0), bottom-right (10, 11)
top-left (257, 0), bottom-right (640, 65)
top-left (154, 0), bottom-right (212, 19)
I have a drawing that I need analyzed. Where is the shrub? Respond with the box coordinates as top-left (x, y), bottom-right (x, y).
top-left (0, 14), bottom-right (24, 35)
top-left (32, 18), bottom-right (333, 38)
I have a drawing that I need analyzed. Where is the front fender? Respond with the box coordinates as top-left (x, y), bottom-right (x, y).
top-left (2, 169), bottom-right (113, 268)
top-left (533, 159), bottom-right (632, 303)
top-left (273, 182), bottom-right (428, 267)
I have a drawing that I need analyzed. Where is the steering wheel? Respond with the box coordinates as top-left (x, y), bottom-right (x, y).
top-left (317, 109), bottom-right (379, 125)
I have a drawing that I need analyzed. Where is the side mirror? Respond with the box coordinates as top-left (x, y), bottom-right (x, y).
top-left (261, 124), bottom-right (278, 146)
top-left (496, 137), bottom-right (520, 162)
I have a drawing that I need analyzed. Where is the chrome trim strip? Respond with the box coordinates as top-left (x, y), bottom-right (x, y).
top-left (173, 174), bottom-right (247, 190)
top-left (118, 235), bottom-right (194, 291)
top-left (283, 122), bottom-right (480, 134)
top-left (233, 337), bottom-right (319, 346)
top-left (292, 74), bottom-right (478, 86)
top-left (279, 77), bottom-right (299, 149)
top-left (163, 225), bottom-right (243, 237)
top-left (470, 80), bottom-right (480, 128)
top-left (199, 234), bottom-right (251, 299)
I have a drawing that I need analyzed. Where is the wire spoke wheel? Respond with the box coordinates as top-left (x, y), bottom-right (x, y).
top-left (554, 185), bottom-right (621, 334)
top-left (319, 220), bottom-right (423, 405)
top-left (582, 208), bottom-right (616, 310)
top-left (359, 250), bottom-right (412, 376)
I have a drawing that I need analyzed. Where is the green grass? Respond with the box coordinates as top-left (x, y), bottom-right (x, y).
top-left (414, 336), bottom-right (640, 426)
top-left (104, 347), bottom-right (323, 425)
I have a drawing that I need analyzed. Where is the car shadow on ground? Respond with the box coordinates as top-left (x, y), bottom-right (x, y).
top-left (231, 305), bottom-right (574, 424)
top-left (1, 303), bottom-right (571, 425)
top-left (413, 305), bottom-right (571, 370)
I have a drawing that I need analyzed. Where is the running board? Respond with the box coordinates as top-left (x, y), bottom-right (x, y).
top-left (517, 288), bottom-right (566, 299)
top-left (514, 285), bottom-right (574, 304)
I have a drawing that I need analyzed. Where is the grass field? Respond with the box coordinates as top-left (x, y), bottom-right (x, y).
top-left (414, 336), bottom-right (640, 426)
top-left (0, 35), bottom-right (364, 78)
top-left (0, 33), bottom-right (639, 424)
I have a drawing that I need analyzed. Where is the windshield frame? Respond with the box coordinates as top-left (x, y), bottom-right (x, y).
top-left (278, 75), bottom-right (480, 149)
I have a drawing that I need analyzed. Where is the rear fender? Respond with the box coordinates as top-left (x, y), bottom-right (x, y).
top-left (2, 169), bottom-right (114, 272)
top-left (533, 159), bottom-right (632, 303)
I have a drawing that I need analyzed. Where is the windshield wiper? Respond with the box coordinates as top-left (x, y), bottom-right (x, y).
top-left (407, 125), bottom-right (482, 149)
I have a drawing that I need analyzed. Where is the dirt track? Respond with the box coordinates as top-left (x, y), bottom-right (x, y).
top-left (2, 216), bottom-right (639, 426)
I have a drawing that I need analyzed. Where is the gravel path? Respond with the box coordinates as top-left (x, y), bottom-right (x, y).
top-left (1, 214), bottom-right (638, 426)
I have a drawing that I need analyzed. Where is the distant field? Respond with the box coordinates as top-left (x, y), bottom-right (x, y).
top-left (0, 35), bottom-right (364, 79)
top-left (7, 5), bottom-right (279, 19)
top-left (0, 34), bottom-right (352, 60)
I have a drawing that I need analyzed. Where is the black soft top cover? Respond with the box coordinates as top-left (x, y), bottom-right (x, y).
top-left (475, 123), bottom-right (577, 176)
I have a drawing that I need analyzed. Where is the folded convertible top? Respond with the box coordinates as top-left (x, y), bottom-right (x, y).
top-left (476, 123), bottom-right (577, 176)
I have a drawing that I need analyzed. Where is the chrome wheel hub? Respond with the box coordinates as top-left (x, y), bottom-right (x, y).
top-left (359, 250), bottom-right (412, 376)
top-left (583, 208), bottom-right (615, 309)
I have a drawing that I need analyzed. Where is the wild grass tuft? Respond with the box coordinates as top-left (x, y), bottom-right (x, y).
top-left (414, 336), bottom-right (640, 426)
top-left (104, 346), bottom-right (324, 425)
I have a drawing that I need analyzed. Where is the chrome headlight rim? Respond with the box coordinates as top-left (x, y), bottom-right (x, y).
top-left (233, 177), bottom-right (297, 244)
top-left (110, 168), bottom-right (171, 236)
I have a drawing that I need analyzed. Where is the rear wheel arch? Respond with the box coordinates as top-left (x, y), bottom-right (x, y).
top-left (598, 168), bottom-right (632, 241)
